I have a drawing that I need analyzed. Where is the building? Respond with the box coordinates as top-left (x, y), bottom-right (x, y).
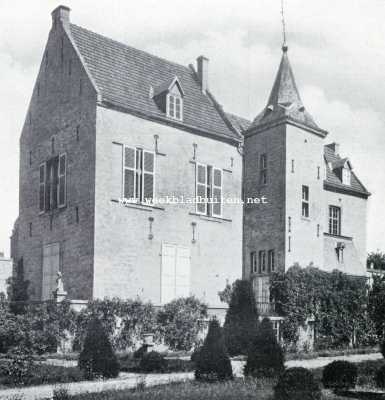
top-left (0, 252), bottom-right (12, 297)
top-left (11, 6), bottom-right (370, 315)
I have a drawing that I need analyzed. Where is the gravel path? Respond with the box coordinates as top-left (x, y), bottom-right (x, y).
top-left (0, 353), bottom-right (382, 400)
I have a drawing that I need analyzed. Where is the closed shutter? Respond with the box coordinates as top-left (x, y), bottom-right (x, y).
top-left (111, 143), bottom-right (123, 199)
top-left (143, 151), bottom-right (155, 202)
top-left (175, 246), bottom-right (190, 298)
top-left (58, 154), bottom-right (66, 207)
top-left (42, 243), bottom-right (60, 300)
top-left (124, 146), bottom-right (136, 200)
top-left (39, 163), bottom-right (45, 212)
top-left (196, 163), bottom-right (207, 214)
top-left (212, 168), bottom-right (222, 217)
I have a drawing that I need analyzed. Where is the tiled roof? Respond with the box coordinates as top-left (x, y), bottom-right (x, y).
top-left (324, 146), bottom-right (370, 197)
top-left (249, 48), bottom-right (326, 136)
top-left (69, 24), bottom-right (242, 143)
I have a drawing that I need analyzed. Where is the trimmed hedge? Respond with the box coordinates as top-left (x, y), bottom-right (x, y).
top-left (322, 360), bottom-right (357, 390)
top-left (274, 367), bottom-right (321, 400)
top-left (375, 365), bottom-right (385, 389)
top-left (138, 351), bottom-right (166, 373)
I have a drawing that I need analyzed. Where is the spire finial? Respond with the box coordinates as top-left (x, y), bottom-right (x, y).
top-left (281, 0), bottom-right (288, 52)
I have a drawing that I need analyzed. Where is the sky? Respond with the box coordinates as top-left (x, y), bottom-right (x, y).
top-left (0, 0), bottom-right (384, 257)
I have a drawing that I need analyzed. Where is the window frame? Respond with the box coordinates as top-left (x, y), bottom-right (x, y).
top-left (39, 163), bottom-right (46, 213)
top-left (166, 93), bottom-right (183, 121)
top-left (258, 250), bottom-right (266, 274)
top-left (342, 167), bottom-right (351, 185)
top-left (302, 185), bottom-right (310, 218)
top-left (250, 251), bottom-right (257, 273)
top-left (58, 153), bottom-right (66, 208)
top-left (268, 249), bottom-right (275, 272)
top-left (260, 153), bottom-right (267, 185)
top-left (329, 205), bottom-right (341, 236)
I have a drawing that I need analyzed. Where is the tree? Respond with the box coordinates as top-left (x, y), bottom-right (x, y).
top-left (78, 317), bottom-right (120, 379)
top-left (7, 258), bottom-right (29, 315)
top-left (368, 274), bottom-right (385, 340)
top-left (223, 279), bottom-right (259, 356)
top-left (367, 252), bottom-right (385, 270)
top-left (157, 296), bottom-right (208, 351)
top-left (244, 317), bottom-right (284, 378)
top-left (195, 318), bottom-right (233, 382)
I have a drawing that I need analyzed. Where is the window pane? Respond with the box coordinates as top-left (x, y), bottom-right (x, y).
top-left (143, 173), bottom-right (154, 201)
top-left (59, 154), bottom-right (66, 175)
top-left (144, 151), bottom-right (154, 172)
top-left (212, 187), bottom-right (222, 216)
top-left (124, 147), bottom-right (135, 168)
top-left (39, 185), bottom-right (45, 211)
top-left (197, 164), bottom-right (206, 184)
top-left (213, 169), bottom-right (222, 187)
top-left (59, 176), bottom-right (65, 205)
top-left (196, 183), bottom-right (206, 214)
top-left (40, 165), bottom-right (45, 183)
top-left (124, 169), bottom-right (135, 199)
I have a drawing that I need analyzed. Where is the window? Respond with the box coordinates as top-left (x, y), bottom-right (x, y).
top-left (268, 249), bottom-right (275, 272)
top-left (167, 94), bottom-right (183, 121)
top-left (260, 154), bottom-right (267, 184)
top-left (250, 251), bottom-right (257, 273)
top-left (123, 146), bottom-right (155, 203)
top-left (329, 206), bottom-right (341, 236)
top-left (302, 185), bottom-right (309, 218)
top-left (258, 250), bottom-right (266, 273)
top-left (40, 154), bottom-right (67, 212)
top-left (342, 168), bottom-right (351, 185)
top-left (195, 163), bottom-right (222, 217)
top-left (336, 244), bottom-right (344, 263)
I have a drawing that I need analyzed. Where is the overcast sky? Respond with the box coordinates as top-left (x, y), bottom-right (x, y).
top-left (0, 0), bottom-right (384, 257)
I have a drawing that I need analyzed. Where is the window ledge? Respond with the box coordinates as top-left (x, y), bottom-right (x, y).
top-left (189, 212), bottom-right (232, 223)
top-left (323, 232), bottom-right (353, 241)
top-left (111, 199), bottom-right (165, 211)
top-left (301, 216), bottom-right (311, 222)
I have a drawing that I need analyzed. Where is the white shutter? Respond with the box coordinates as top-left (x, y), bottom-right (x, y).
top-left (161, 244), bottom-right (176, 304)
top-left (196, 163), bottom-right (207, 215)
top-left (123, 146), bottom-right (136, 200)
top-left (42, 243), bottom-right (60, 300)
top-left (175, 246), bottom-right (190, 298)
top-left (212, 168), bottom-right (222, 217)
top-left (111, 142), bottom-right (123, 199)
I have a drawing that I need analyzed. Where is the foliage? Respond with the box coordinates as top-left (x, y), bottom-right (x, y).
top-left (0, 347), bottom-right (35, 386)
top-left (274, 367), bottom-right (322, 400)
top-left (322, 360), bottom-right (357, 390)
top-left (270, 264), bottom-right (374, 349)
top-left (369, 274), bottom-right (385, 340)
top-left (375, 365), bottom-right (385, 389)
top-left (195, 318), bottom-right (233, 382)
top-left (73, 298), bottom-right (158, 351)
top-left (217, 282), bottom-right (235, 305)
top-left (138, 351), bottom-right (166, 372)
top-left (53, 387), bottom-right (71, 400)
top-left (157, 296), bottom-right (208, 351)
top-left (244, 317), bottom-right (284, 378)
top-left (367, 252), bottom-right (385, 270)
top-left (223, 280), bottom-right (259, 356)
top-left (6, 259), bottom-right (29, 315)
top-left (78, 317), bottom-right (120, 379)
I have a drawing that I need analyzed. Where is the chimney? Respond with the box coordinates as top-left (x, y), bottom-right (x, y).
top-left (51, 5), bottom-right (71, 29)
top-left (327, 142), bottom-right (340, 155)
top-left (197, 56), bottom-right (209, 93)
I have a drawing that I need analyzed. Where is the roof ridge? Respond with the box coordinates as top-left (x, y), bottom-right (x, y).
top-left (70, 23), bottom-right (192, 73)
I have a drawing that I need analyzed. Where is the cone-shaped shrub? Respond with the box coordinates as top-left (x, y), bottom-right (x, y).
top-left (244, 317), bottom-right (284, 378)
top-left (78, 317), bottom-right (119, 379)
top-left (274, 367), bottom-right (321, 400)
top-left (223, 279), bottom-right (259, 356)
top-left (195, 318), bottom-right (233, 382)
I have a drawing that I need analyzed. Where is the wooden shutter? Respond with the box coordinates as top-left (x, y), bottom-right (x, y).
top-left (196, 163), bottom-right (207, 214)
top-left (111, 142), bottom-right (123, 199)
top-left (58, 154), bottom-right (66, 207)
top-left (39, 163), bottom-right (45, 212)
top-left (161, 243), bottom-right (177, 304)
top-left (42, 243), bottom-right (60, 300)
top-left (143, 151), bottom-right (155, 203)
top-left (212, 168), bottom-right (222, 217)
top-left (175, 246), bottom-right (190, 298)
top-left (123, 146), bottom-right (136, 200)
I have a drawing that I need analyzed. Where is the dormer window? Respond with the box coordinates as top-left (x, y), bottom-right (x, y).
top-left (342, 167), bottom-right (351, 185)
top-left (153, 76), bottom-right (185, 122)
top-left (167, 94), bottom-right (183, 121)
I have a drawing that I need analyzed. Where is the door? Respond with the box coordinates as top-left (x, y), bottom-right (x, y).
top-left (42, 243), bottom-right (60, 300)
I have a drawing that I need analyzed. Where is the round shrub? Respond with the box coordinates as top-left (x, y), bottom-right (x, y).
top-left (138, 351), bottom-right (166, 373)
top-left (244, 317), bottom-right (284, 378)
top-left (375, 365), bottom-right (385, 389)
top-left (78, 317), bottom-right (120, 379)
top-left (274, 367), bottom-right (321, 400)
top-left (322, 360), bottom-right (357, 390)
top-left (195, 318), bottom-right (233, 382)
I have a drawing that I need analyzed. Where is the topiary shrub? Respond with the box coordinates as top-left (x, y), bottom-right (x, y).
top-left (244, 317), bottom-right (284, 378)
top-left (274, 367), bottom-right (321, 400)
top-left (223, 280), bottom-right (259, 356)
top-left (322, 360), bottom-right (357, 391)
top-left (190, 346), bottom-right (202, 363)
top-left (78, 317), bottom-right (120, 379)
top-left (375, 365), bottom-right (385, 389)
top-left (138, 351), bottom-right (166, 373)
top-left (195, 318), bottom-right (233, 382)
